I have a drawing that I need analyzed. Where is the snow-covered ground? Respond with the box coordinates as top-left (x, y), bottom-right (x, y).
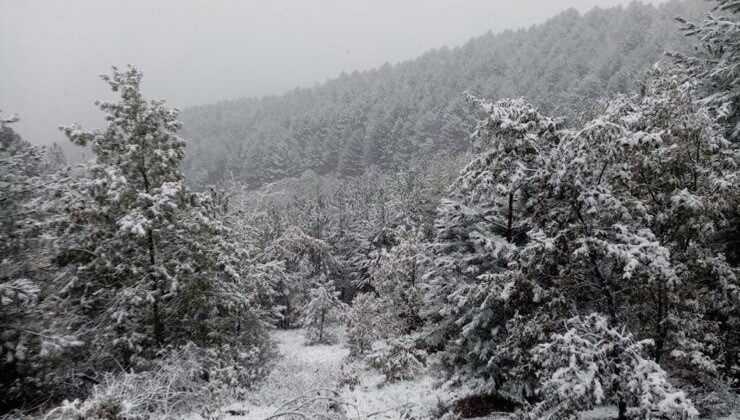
top-left (219, 328), bottom-right (738, 420)
top-left (221, 327), bottom-right (471, 419)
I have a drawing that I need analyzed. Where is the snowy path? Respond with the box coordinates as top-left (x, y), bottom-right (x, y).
top-left (241, 329), bottom-right (349, 415)
top-left (226, 328), bottom-right (465, 419)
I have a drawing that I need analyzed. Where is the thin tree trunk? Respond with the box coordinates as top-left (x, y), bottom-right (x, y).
top-left (506, 192), bottom-right (514, 243)
top-left (319, 309), bottom-right (325, 343)
top-left (140, 160), bottom-right (162, 345)
top-left (653, 280), bottom-right (667, 363)
top-left (618, 399), bottom-right (627, 420)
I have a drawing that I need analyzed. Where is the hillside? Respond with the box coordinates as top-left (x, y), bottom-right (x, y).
top-left (180, 0), bottom-right (706, 187)
top-left (4, 0), bottom-right (738, 418)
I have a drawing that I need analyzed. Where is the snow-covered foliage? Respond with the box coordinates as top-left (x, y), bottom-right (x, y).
top-left (522, 314), bottom-right (698, 420)
top-left (672, 0), bottom-right (739, 140)
top-left (266, 226), bottom-right (338, 328)
top-left (368, 226), bottom-right (425, 333)
top-left (51, 67), bottom-right (272, 398)
top-left (0, 114), bottom-right (82, 412)
top-left (231, 156), bottom-right (465, 308)
top-left (3, 2), bottom-right (739, 417)
top-left (541, 68), bottom-right (738, 414)
top-left (48, 343), bottom-right (268, 420)
top-left (422, 25), bottom-right (738, 416)
top-left (346, 292), bottom-right (386, 358)
top-left (344, 226), bottom-right (426, 358)
top-left (366, 337), bottom-right (427, 383)
top-left (303, 275), bottom-right (345, 345)
top-left (422, 97), bottom-right (564, 396)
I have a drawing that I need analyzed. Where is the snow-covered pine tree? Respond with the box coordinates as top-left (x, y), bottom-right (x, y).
top-left (346, 292), bottom-right (385, 358)
top-left (598, 70), bottom-right (737, 405)
top-left (303, 275), bottom-right (345, 345)
top-left (54, 67), bottom-right (271, 382)
top-left (0, 113), bottom-right (40, 295)
top-left (265, 226), bottom-right (337, 327)
top-left (198, 186), bottom-right (285, 329)
top-left (521, 314), bottom-right (698, 420)
top-left (367, 226), bottom-right (425, 334)
top-left (0, 112), bottom-right (40, 289)
top-left (514, 65), bottom-right (738, 415)
top-left (673, 0), bottom-right (740, 300)
top-left (422, 97), bottom-right (564, 396)
top-left (422, 60), bottom-right (737, 415)
top-left (0, 112), bottom-right (80, 411)
top-left (673, 0), bottom-right (738, 141)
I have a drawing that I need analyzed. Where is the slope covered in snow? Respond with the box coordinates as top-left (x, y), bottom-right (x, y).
top-left (226, 328), bottom-right (472, 419)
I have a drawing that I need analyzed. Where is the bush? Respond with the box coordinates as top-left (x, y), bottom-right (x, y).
top-left (520, 314), bottom-right (698, 420)
top-left (303, 276), bottom-right (345, 346)
top-left (44, 343), bottom-right (270, 419)
top-left (345, 293), bottom-right (384, 358)
top-left (366, 337), bottom-right (427, 383)
top-left (336, 364), bottom-right (361, 391)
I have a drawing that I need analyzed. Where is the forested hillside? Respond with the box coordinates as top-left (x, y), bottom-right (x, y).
top-left (2, 0), bottom-right (737, 418)
top-left (181, 0), bottom-right (706, 187)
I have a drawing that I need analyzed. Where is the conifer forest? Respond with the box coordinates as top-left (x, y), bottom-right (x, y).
top-left (0, 0), bottom-right (738, 419)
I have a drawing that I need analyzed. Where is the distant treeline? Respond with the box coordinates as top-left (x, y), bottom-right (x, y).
top-left (180, 0), bottom-right (706, 187)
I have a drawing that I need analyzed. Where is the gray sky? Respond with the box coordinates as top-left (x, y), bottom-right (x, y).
top-left (1, 0), bottom-right (668, 145)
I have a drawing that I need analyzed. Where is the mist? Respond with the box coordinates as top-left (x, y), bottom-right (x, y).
top-left (2, 0), bottom-right (737, 418)
top-left (2, 0), bottom-right (668, 146)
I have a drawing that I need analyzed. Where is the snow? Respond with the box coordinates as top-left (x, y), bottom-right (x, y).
top-left (216, 328), bottom-right (739, 420)
top-left (223, 327), bottom-right (469, 419)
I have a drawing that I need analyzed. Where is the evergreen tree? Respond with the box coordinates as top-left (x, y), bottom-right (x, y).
top-left (0, 112), bottom-right (79, 411)
top-left (422, 98), bottom-right (564, 396)
top-left (523, 314), bottom-right (697, 420)
top-left (303, 275), bottom-right (344, 345)
top-left (55, 67), bottom-right (271, 381)
top-left (267, 226), bottom-right (337, 328)
top-left (673, 0), bottom-right (740, 274)
top-left (673, 0), bottom-right (739, 140)
top-left (345, 292), bottom-right (385, 357)
top-left (368, 226), bottom-right (425, 333)
top-left (423, 61), bottom-right (738, 416)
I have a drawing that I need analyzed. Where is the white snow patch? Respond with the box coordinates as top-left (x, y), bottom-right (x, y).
top-left (222, 328), bottom-right (466, 419)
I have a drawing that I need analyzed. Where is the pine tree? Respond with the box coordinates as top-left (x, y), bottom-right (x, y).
top-left (522, 314), bottom-right (698, 420)
top-left (511, 66), bottom-right (738, 416)
top-left (422, 97), bottom-right (564, 396)
top-left (0, 112), bottom-right (80, 411)
top-left (55, 67), bottom-right (271, 381)
top-left (368, 226), bottom-right (425, 333)
top-left (422, 61), bottom-right (738, 416)
top-left (672, 0), bottom-right (740, 283)
top-left (345, 292), bottom-right (385, 358)
top-left (673, 0), bottom-right (739, 140)
top-left (303, 275), bottom-right (344, 345)
top-left (267, 226), bottom-right (337, 328)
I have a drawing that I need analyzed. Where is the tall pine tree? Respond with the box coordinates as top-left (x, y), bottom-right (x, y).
top-left (55, 67), bottom-right (271, 381)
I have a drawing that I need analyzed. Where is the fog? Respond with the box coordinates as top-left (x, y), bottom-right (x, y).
top-left (1, 0), bottom-right (668, 146)
top-left (2, 1), bottom-right (735, 417)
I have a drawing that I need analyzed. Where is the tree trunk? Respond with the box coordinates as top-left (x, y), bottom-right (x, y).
top-left (506, 191), bottom-right (514, 243)
top-left (653, 280), bottom-right (667, 363)
top-left (319, 309), bottom-right (325, 343)
top-left (140, 163), bottom-right (162, 345)
top-left (617, 399), bottom-right (627, 420)
top-left (148, 228), bottom-right (163, 344)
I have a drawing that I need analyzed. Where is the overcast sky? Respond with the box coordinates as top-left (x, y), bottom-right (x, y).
top-left (1, 0), bottom-right (669, 145)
